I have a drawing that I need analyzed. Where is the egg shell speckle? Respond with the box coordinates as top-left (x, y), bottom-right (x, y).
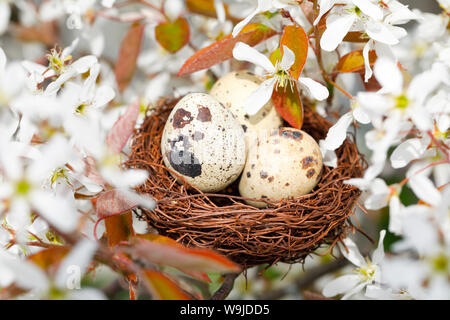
top-left (161, 93), bottom-right (246, 192)
top-left (239, 127), bottom-right (323, 207)
top-left (210, 70), bottom-right (283, 147)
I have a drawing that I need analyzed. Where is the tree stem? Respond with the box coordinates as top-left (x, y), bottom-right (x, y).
top-left (210, 273), bottom-right (240, 300)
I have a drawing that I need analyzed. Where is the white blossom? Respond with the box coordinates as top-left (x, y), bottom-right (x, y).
top-left (323, 230), bottom-right (389, 299)
top-left (232, 42), bottom-right (328, 115)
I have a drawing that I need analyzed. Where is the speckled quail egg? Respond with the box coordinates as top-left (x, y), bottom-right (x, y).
top-left (161, 93), bottom-right (246, 192)
top-left (210, 70), bottom-right (283, 147)
top-left (239, 127), bottom-right (323, 207)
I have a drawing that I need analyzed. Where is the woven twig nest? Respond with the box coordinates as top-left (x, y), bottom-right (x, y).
top-left (127, 96), bottom-right (366, 268)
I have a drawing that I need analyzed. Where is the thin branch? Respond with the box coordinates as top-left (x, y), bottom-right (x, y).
top-left (254, 258), bottom-right (349, 300)
top-left (210, 273), bottom-right (240, 300)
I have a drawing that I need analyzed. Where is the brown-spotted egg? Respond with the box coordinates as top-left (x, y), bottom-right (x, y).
top-left (210, 70), bottom-right (283, 147)
top-left (161, 93), bottom-right (246, 192)
top-left (239, 128), bottom-right (323, 207)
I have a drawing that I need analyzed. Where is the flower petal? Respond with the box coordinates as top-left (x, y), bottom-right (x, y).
top-left (320, 13), bottom-right (356, 52)
top-left (374, 57), bottom-right (403, 96)
top-left (407, 63), bottom-right (447, 107)
top-left (352, 106), bottom-right (371, 124)
top-left (323, 112), bottom-right (353, 150)
top-left (322, 274), bottom-right (361, 298)
top-left (0, 2), bottom-right (11, 35)
top-left (92, 85), bottom-right (116, 108)
top-left (298, 77), bottom-right (329, 101)
top-left (388, 195), bottom-right (403, 235)
top-left (319, 140), bottom-right (338, 168)
top-left (62, 38), bottom-right (79, 58)
top-left (0, 47), bottom-right (6, 72)
top-left (0, 249), bottom-right (48, 291)
top-left (365, 20), bottom-right (399, 45)
top-left (231, 0), bottom-right (273, 37)
top-left (101, 168), bottom-right (149, 189)
top-left (214, 0), bottom-right (226, 22)
top-left (364, 178), bottom-right (390, 210)
top-left (339, 237), bottom-right (366, 267)
top-left (243, 78), bottom-right (276, 115)
top-left (407, 171), bottom-right (442, 207)
top-left (54, 239), bottom-right (98, 289)
top-left (233, 42), bottom-right (275, 73)
top-left (386, 2), bottom-right (419, 24)
top-left (341, 282), bottom-right (367, 300)
top-left (390, 136), bottom-right (430, 168)
top-left (279, 45), bottom-right (296, 70)
top-left (362, 39), bottom-right (374, 82)
top-left (352, 0), bottom-right (383, 20)
top-left (371, 230), bottom-right (386, 264)
top-left (314, 0), bottom-right (337, 25)
top-left (71, 55), bottom-right (98, 74)
top-left (31, 191), bottom-right (80, 233)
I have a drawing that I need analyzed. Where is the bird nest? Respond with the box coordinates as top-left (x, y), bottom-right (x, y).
top-left (126, 96), bottom-right (366, 268)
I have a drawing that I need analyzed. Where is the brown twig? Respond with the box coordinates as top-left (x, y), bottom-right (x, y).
top-left (210, 273), bottom-right (240, 300)
top-left (254, 258), bottom-right (349, 300)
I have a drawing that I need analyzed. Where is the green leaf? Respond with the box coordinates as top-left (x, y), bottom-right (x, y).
top-left (271, 82), bottom-right (303, 129)
top-left (115, 22), bottom-right (145, 92)
top-left (155, 17), bottom-right (190, 53)
top-left (177, 23), bottom-right (277, 76)
top-left (280, 25), bottom-right (308, 80)
top-left (141, 269), bottom-right (193, 300)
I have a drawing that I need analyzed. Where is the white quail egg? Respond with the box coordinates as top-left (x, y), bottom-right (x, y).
top-left (239, 127), bottom-right (323, 207)
top-left (210, 70), bottom-right (283, 147)
top-left (161, 93), bottom-right (246, 192)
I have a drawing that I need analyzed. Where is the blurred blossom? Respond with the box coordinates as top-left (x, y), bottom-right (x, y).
top-left (322, 230), bottom-right (389, 300)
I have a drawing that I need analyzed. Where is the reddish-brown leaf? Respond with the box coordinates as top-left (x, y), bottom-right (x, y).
top-left (359, 72), bottom-right (382, 92)
top-left (115, 22), bottom-right (145, 92)
top-left (112, 251), bottom-right (137, 274)
top-left (94, 189), bottom-right (155, 239)
top-left (135, 234), bottom-right (212, 283)
top-left (336, 50), bottom-right (377, 73)
top-left (343, 32), bottom-right (370, 43)
top-left (0, 284), bottom-right (28, 300)
top-left (186, 0), bottom-right (239, 22)
top-left (96, 189), bottom-right (155, 219)
top-left (302, 290), bottom-right (332, 300)
top-left (28, 246), bottom-right (70, 274)
top-left (106, 101), bottom-right (140, 153)
top-left (15, 21), bottom-right (59, 47)
top-left (141, 269), bottom-right (193, 300)
top-left (155, 17), bottom-right (190, 53)
top-left (130, 237), bottom-right (241, 273)
top-left (104, 210), bottom-right (135, 247)
top-left (83, 155), bottom-right (106, 188)
top-left (271, 82), bottom-right (303, 129)
top-left (299, 1), bottom-right (314, 25)
top-left (280, 25), bottom-right (308, 80)
top-left (177, 23), bottom-right (277, 77)
top-left (127, 274), bottom-right (139, 300)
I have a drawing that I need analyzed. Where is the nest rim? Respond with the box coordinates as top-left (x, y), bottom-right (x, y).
top-left (127, 96), bottom-right (366, 268)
